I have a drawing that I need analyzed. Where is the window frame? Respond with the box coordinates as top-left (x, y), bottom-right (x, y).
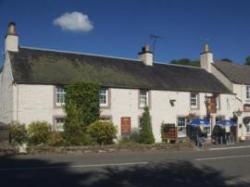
top-left (55, 86), bottom-right (65, 107)
top-left (190, 92), bottom-right (199, 109)
top-left (139, 89), bottom-right (149, 109)
top-left (99, 88), bottom-right (110, 108)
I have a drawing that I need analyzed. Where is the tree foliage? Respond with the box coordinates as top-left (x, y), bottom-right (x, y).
top-left (170, 58), bottom-right (200, 67)
top-left (221, 58), bottom-right (232, 62)
top-left (139, 107), bottom-right (155, 144)
top-left (64, 82), bottom-right (100, 145)
top-left (245, 56), bottom-right (250, 65)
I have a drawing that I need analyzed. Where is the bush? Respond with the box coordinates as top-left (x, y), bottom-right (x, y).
top-left (119, 128), bottom-right (140, 144)
top-left (9, 121), bottom-right (27, 145)
top-left (27, 121), bottom-right (50, 145)
top-left (48, 132), bottom-right (64, 146)
top-left (87, 121), bottom-right (117, 145)
top-left (139, 106), bottom-right (155, 144)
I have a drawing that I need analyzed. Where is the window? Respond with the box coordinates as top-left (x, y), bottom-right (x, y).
top-left (216, 95), bottom-right (220, 109)
top-left (56, 86), bottom-right (65, 106)
top-left (190, 93), bottom-right (199, 109)
top-left (139, 90), bottom-right (149, 108)
top-left (54, 117), bottom-right (64, 132)
top-left (99, 88), bottom-right (109, 107)
top-left (177, 117), bottom-right (186, 137)
top-left (247, 85), bottom-right (250, 99)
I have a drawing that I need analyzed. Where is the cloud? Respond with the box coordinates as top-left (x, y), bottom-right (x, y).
top-left (53, 12), bottom-right (94, 32)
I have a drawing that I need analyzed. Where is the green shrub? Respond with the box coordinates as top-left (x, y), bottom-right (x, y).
top-left (87, 121), bottom-right (117, 145)
top-left (9, 121), bottom-right (27, 145)
top-left (48, 132), bottom-right (64, 146)
top-left (27, 121), bottom-right (50, 145)
top-left (119, 128), bottom-right (140, 144)
top-left (139, 106), bottom-right (155, 144)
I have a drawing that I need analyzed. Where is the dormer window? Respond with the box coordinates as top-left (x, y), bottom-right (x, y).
top-left (190, 93), bottom-right (199, 109)
top-left (100, 88), bottom-right (109, 107)
top-left (139, 90), bottom-right (149, 108)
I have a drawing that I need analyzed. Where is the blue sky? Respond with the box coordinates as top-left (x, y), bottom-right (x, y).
top-left (1, 0), bottom-right (250, 64)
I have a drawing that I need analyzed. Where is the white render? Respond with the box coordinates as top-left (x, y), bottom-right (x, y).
top-left (0, 81), bottom-right (237, 142)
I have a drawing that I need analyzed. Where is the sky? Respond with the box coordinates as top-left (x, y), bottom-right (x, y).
top-left (1, 0), bottom-right (250, 65)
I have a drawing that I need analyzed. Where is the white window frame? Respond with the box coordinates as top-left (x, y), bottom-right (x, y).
top-left (190, 93), bottom-right (199, 109)
top-left (177, 116), bottom-right (186, 138)
top-left (139, 90), bottom-right (149, 108)
top-left (55, 86), bottom-right (65, 107)
top-left (246, 85), bottom-right (250, 99)
top-left (99, 88), bottom-right (109, 107)
top-left (54, 117), bottom-right (65, 132)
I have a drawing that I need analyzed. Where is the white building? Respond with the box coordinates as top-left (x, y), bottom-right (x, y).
top-left (200, 45), bottom-right (250, 140)
top-left (0, 23), bottom-right (241, 142)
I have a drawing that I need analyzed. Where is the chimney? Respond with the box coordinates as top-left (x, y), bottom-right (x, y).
top-left (5, 22), bottom-right (19, 52)
top-left (138, 44), bottom-right (153, 66)
top-left (200, 43), bottom-right (213, 73)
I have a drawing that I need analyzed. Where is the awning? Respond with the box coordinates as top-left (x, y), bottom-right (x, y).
top-left (216, 120), bottom-right (236, 127)
top-left (243, 117), bottom-right (250, 125)
top-left (189, 119), bottom-right (210, 127)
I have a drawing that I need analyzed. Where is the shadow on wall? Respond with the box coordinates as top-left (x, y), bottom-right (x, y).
top-left (0, 155), bottom-right (249, 187)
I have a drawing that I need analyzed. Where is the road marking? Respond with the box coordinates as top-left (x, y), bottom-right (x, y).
top-left (0, 161), bottom-right (149, 172)
top-left (196, 154), bottom-right (250, 161)
top-left (209, 145), bottom-right (250, 151)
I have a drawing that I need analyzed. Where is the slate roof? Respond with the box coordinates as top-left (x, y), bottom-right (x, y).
top-left (213, 61), bottom-right (250, 85)
top-left (9, 47), bottom-right (231, 93)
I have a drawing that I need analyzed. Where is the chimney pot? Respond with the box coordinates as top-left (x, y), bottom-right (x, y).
top-left (7, 22), bottom-right (17, 35)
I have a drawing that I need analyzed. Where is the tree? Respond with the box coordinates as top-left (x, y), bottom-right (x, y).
top-left (139, 106), bottom-right (155, 144)
top-left (245, 56), bottom-right (250, 65)
top-left (64, 82), bottom-right (100, 145)
top-left (221, 58), bottom-right (232, 62)
top-left (170, 58), bottom-right (200, 67)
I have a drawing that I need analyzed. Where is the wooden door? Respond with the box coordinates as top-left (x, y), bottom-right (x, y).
top-left (121, 117), bottom-right (131, 136)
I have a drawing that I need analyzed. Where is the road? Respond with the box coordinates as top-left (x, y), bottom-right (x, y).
top-left (0, 146), bottom-right (250, 187)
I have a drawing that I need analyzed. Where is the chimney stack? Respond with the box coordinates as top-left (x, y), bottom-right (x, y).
top-left (5, 22), bottom-right (19, 52)
top-left (138, 44), bottom-right (153, 66)
top-left (200, 43), bottom-right (213, 73)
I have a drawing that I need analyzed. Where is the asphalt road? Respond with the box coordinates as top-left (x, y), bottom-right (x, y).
top-left (1, 146), bottom-right (250, 187)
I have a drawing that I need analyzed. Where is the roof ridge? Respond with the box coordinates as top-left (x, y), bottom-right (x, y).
top-left (20, 45), bottom-right (141, 63)
top-left (20, 46), bottom-right (202, 69)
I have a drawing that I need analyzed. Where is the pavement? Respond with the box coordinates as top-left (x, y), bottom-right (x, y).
top-left (1, 144), bottom-right (250, 187)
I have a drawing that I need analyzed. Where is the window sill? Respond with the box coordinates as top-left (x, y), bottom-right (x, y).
top-left (55, 103), bottom-right (65, 108)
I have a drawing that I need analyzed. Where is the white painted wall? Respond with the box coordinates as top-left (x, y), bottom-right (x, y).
top-left (0, 82), bottom-right (236, 142)
top-left (12, 84), bottom-right (64, 127)
top-left (0, 52), bottom-right (14, 124)
top-left (101, 88), bottom-right (235, 142)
